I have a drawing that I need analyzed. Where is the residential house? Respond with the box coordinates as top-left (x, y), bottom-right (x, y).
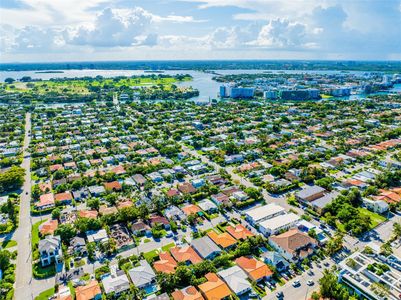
top-left (153, 252), bottom-right (177, 274)
top-left (224, 154), bottom-right (244, 164)
top-left (69, 236), bottom-right (87, 256)
top-left (131, 220), bottom-right (151, 235)
top-left (36, 193), bottom-right (55, 210)
top-left (75, 280), bottom-right (102, 300)
top-left (54, 191), bottom-right (73, 205)
top-left (86, 229), bottom-right (108, 244)
top-left (261, 251), bottom-right (289, 272)
top-left (181, 204), bottom-right (202, 217)
top-left (55, 285), bottom-right (72, 300)
top-left (88, 186), bottom-right (106, 197)
top-left (149, 215), bottom-right (170, 230)
top-left (171, 286), bottom-right (204, 300)
top-left (133, 174), bottom-right (147, 186)
top-left (38, 235), bottom-right (63, 266)
top-left (235, 256), bottom-right (273, 282)
top-left (211, 193), bottom-right (231, 207)
top-left (99, 205), bottom-right (118, 216)
top-left (198, 273), bottom-right (231, 300)
top-left (295, 185), bottom-right (326, 203)
top-left (197, 199), bottom-right (218, 213)
top-left (207, 231), bottom-right (236, 250)
top-left (128, 260), bottom-right (157, 290)
top-left (72, 188), bottom-right (89, 201)
top-left (269, 228), bottom-right (317, 262)
top-left (79, 210), bottom-right (98, 219)
top-left (170, 245), bottom-right (203, 265)
top-left (104, 181), bottom-right (122, 191)
top-left (217, 265), bottom-right (252, 296)
top-left (178, 183), bottom-right (197, 194)
top-left (164, 206), bottom-right (185, 221)
top-left (39, 219), bottom-right (59, 236)
top-left (226, 224), bottom-right (254, 241)
top-left (102, 271), bottom-right (130, 295)
top-left (191, 236), bottom-right (221, 260)
top-left (309, 191), bottom-right (340, 214)
top-left (362, 198), bottom-right (389, 214)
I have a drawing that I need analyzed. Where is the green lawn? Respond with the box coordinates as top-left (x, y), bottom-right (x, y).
top-left (1, 239), bottom-right (17, 248)
top-left (34, 287), bottom-right (55, 300)
top-left (32, 219), bottom-right (47, 260)
top-left (143, 249), bottom-right (159, 262)
top-left (32, 219), bottom-right (46, 246)
top-left (33, 263), bottom-right (56, 279)
top-left (358, 208), bottom-right (386, 229)
top-left (161, 242), bottom-right (175, 252)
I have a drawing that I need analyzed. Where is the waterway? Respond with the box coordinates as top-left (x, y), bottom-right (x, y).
top-left (0, 69), bottom-right (400, 103)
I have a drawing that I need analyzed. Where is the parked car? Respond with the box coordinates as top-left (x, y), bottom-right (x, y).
top-left (307, 270), bottom-right (314, 276)
top-left (307, 280), bottom-right (314, 286)
top-left (276, 291), bottom-right (284, 298)
top-left (292, 280), bottom-right (300, 287)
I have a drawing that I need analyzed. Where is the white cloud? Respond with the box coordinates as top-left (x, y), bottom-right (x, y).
top-left (249, 18), bottom-right (307, 49)
top-left (71, 7), bottom-right (153, 47)
top-left (1, 0), bottom-right (400, 60)
top-left (154, 15), bottom-right (207, 23)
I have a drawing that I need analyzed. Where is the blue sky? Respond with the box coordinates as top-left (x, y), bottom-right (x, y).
top-left (0, 0), bottom-right (400, 62)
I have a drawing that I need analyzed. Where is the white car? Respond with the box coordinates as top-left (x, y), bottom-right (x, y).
top-left (307, 280), bottom-right (314, 286)
top-left (292, 280), bottom-right (300, 287)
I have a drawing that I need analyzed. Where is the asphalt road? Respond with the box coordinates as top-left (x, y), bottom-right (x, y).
top-left (14, 112), bottom-right (35, 299)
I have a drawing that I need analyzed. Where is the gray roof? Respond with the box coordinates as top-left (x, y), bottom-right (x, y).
top-left (311, 191), bottom-right (339, 209)
top-left (191, 236), bottom-right (221, 259)
top-left (102, 273), bottom-right (130, 294)
top-left (296, 185), bottom-right (325, 199)
top-left (88, 185), bottom-right (106, 195)
top-left (128, 260), bottom-right (156, 288)
top-left (261, 251), bottom-right (289, 267)
top-left (38, 235), bottom-right (61, 252)
top-left (217, 265), bottom-right (251, 295)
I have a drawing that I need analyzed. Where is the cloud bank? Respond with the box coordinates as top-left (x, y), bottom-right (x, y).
top-left (0, 0), bottom-right (400, 61)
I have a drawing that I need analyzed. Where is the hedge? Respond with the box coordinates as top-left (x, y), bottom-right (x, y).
top-left (33, 263), bottom-right (56, 279)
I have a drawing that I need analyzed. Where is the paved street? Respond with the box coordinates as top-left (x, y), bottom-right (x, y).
top-left (14, 112), bottom-right (35, 299)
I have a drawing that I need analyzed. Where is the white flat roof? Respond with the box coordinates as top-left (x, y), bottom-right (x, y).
top-left (245, 203), bottom-right (286, 222)
top-left (259, 213), bottom-right (300, 231)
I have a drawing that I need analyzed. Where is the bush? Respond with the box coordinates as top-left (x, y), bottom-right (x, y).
top-left (33, 263), bottom-right (56, 279)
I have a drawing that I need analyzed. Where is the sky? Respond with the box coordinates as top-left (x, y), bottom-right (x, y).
top-left (0, 0), bottom-right (401, 62)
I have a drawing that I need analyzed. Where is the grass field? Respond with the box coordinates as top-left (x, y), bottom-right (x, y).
top-left (1, 239), bottom-right (17, 248)
top-left (161, 242), bottom-right (175, 252)
top-left (32, 219), bottom-right (46, 247)
top-left (143, 249), bottom-right (159, 262)
top-left (358, 207), bottom-right (387, 229)
top-left (34, 287), bottom-right (54, 300)
top-left (2, 75), bottom-right (192, 95)
top-left (32, 219), bottom-right (46, 260)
